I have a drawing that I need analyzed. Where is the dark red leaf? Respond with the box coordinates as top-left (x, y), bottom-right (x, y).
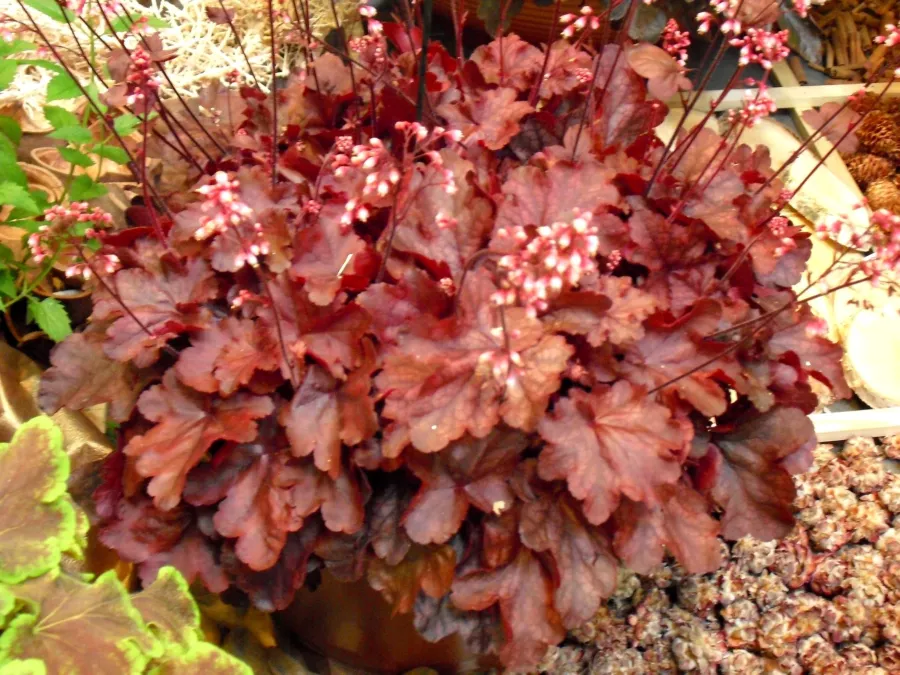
top-left (39, 327), bottom-right (142, 422)
top-left (451, 549), bottom-right (565, 669)
top-left (98, 496), bottom-right (189, 563)
top-left (367, 544), bottom-right (456, 614)
top-left (357, 268), bottom-right (449, 344)
top-left (519, 494), bottom-right (617, 628)
top-left (403, 429), bottom-right (527, 544)
top-left (537, 381), bottom-right (691, 525)
top-left (437, 87), bottom-right (533, 151)
top-left (612, 483), bottom-right (722, 574)
top-left (175, 317), bottom-right (280, 395)
top-left (225, 519), bottom-right (321, 611)
top-left (701, 408), bottom-right (815, 541)
top-left (124, 369), bottom-right (274, 510)
top-left (377, 268), bottom-right (572, 452)
top-left (93, 258), bottom-right (217, 367)
top-left (139, 526), bottom-right (229, 594)
top-left (369, 483), bottom-right (413, 565)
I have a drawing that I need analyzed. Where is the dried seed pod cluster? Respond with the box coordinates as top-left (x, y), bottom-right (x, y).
top-left (550, 436), bottom-right (900, 675)
top-left (845, 96), bottom-right (900, 214)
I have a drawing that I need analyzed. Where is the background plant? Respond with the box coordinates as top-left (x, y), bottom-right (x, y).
top-left (0, 416), bottom-right (249, 674)
top-left (22, 0), bottom-right (900, 668)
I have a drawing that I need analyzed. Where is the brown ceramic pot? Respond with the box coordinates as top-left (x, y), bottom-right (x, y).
top-left (278, 572), bottom-right (499, 674)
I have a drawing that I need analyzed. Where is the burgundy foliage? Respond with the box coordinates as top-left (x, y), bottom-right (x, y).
top-left (38, 22), bottom-right (847, 667)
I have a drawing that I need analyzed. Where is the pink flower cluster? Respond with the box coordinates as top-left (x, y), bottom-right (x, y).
top-left (334, 137), bottom-right (398, 226)
top-left (65, 254), bottom-right (121, 280)
top-left (493, 209), bottom-right (601, 316)
top-left (728, 80), bottom-right (777, 127)
top-left (730, 28), bottom-right (790, 70)
top-left (196, 172), bottom-right (270, 269)
top-left (768, 215), bottom-right (797, 257)
top-left (875, 24), bottom-right (899, 48)
top-left (862, 210), bottom-right (900, 285)
top-left (662, 19), bottom-right (690, 67)
top-left (124, 45), bottom-right (161, 107)
top-left (559, 6), bottom-right (600, 39)
top-left (710, 0), bottom-right (743, 34)
top-left (792, 0), bottom-right (810, 18)
top-left (28, 203), bottom-right (113, 263)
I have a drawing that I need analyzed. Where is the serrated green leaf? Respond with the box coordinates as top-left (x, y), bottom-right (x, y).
top-left (42, 105), bottom-right (80, 130)
top-left (47, 125), bottom-right (93, 145)
top-left (90, 143), bottom-right (130, 165)
top-left (21, 0), bottom-right (75, 22)
top-left (0, 570), bottom-right (160, 673)
top-left (0, 659), bottom-right (47, 675)
top-left (0, 184), bottom-right (40, 215)
top-left (0, 271), bottom-right (14, 301)
top-left (0, 61), bottom-right (18, 92)
top-left (149, 642), bottom-right (252, 675)
top-left (27, 297), bottom-right (72, 342)
top-left (57, 147), bottom-right (94, 168)
top-left (67, 175), bottom-right (107, 201)
top-left (0, 417), bottom-right (74, 584)
top-left (0, 244), bottom-right (14, 264)
top-left (0, 115), bottom-right (22, 145)
top-left (113, 114), bottom-right (142, 137)
top-left (45, 73), bottom-right (81, 102)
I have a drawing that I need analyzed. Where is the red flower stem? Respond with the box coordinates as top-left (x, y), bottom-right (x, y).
top-left (450, 0), bottom-right (465, 67)
top-left (73, 242), bottom-right (179, 357)
top-left (570, 0), bottom-right (641, 161)
top-left (290, 0), bottom-right (322, 94)
top-left (529, 0), bottom-right (563, 107)
top-left (328, 0), bottom-right (358, 101)
top-left (214, 0), bottom-right (261, 87)
top-left (649, 316), bottom-right (773, 395)
top-left (454, 249), bottom-right (500, 312)
top-left (114, 5), bottom-right (228, 157)
top-left (156, 106), bottom-right (205, 172)
top-left (267, 0), bottom-right (280, 188)
top-left (754, 74), bottom-right (897, 197)
top-left (416, 0), bottom-right (433, 122)
top-left (141, 112), bottom-right (172, 249)
top-left (375, 189), bottom-right (400, 283)
top-left (258, 272), bottom-right (300, 388)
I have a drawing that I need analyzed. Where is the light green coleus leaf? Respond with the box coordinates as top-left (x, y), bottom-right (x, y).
top-left (0, 570), bottom-right (160, 674)
top-left (0, 659), bottom-right (47, 675)
top-left (148, 642), bottom-right (252, 675)
top-left (0, 417), bottom-right (75, 584)
top-left (27, 298), bottom-right (72, 343)
top-left (131, 567), bottom-right (203, 655)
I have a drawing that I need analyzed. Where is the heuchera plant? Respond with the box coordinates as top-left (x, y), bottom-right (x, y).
top-left (22, 0), bottom-right (900, 665)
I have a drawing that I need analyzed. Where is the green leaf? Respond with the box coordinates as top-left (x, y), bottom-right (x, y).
top-left (0, 417), bottom-right (74, 583)
top-left (107, 14), bottom-right (170, 32)
top-left (0, 243), bottom-right (14, 264)
top-left (131, 567), bottom-right (203, 655)
top-left (0, 184), bottom-right (40, 215)
top-left (0, 659), bottom-right (47, 675)
top-left (0, 61), bottom-right (17, 92)
top-left (42, 105), bottom-right (80, 130)
top-left (27, 297), bottom-right (72, 342)
top-left (149, 642), bottom-right (252, 675)
top-left (0, 40), bottom-right (37, 59)
top-left (58, 147), bottom-right (94, 168)
top-left (91, 143), bottom-right (130, 165)
top-left (0, 570), bottom-right (160, 673)
top-left (0, 134), bottom-right (26, 188)
top-left (476, 0), bottom-right (523, 36)
top-left (21, 0), bottom-right (75, 23)
top-left (13, 59), bottom-right (64, 75)
top-left (48, 125), bottom-right (93, 145)
top-left (113, 114), bottom-right (142, 137)
top-left (0, 115), bottom-right (22, 145)
top-left (0, 585), bottom-right (16, 630)
top-left (45, 73), bottom-right (81, 102)
top-left (68, 175), bottom-right (108, 201)
top-left (84, 81), bottom-right (106, 114)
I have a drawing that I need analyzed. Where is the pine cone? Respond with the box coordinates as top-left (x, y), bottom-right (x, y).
top-left (866, 178), bottom-right (900, 215)
top-left (846, 154), bottom-right (896, 188)
top-left (857, 111), bottom-right (900, 161)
